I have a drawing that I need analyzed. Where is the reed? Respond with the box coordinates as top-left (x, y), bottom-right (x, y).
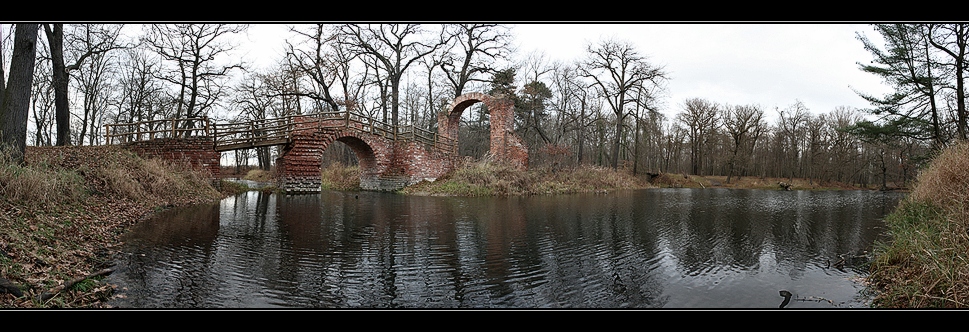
top-left (320, 162), bottom-right (361, 191)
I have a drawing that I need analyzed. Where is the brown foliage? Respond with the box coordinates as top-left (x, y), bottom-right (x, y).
top-left (909, 140), bottom-right (969, 221)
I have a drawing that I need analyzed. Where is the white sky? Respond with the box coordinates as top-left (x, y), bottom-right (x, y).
top-left (243, 23), bottom-right (892, 121)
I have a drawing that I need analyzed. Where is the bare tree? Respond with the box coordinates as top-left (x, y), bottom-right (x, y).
top-left (74, 49), bottom-right (117, 145)
top-left (826, 106), bottom-right (863, 183)
top-left (778, 100), bottom-right (810, 181)
top-left (115, 47), bottom-right (163, 124)
top-left (579, 38), bottom-right (668, 170)
top-left (42, 24), bottom-right (124, 146)
top-left (552, 62), bottom-right (597, 166)
top-left (30, 41), bottom-right (54, 146)
top-left (677, 98), bottom-right (720, 176)
top-left (284, 24), bottom-right (342, 113)
top-left (927, 23), bottom-right (969, 140)
top-left (232, 72), bottom-right (275, 170)
top-left (722, 104), bottom-right (764, 183)
top-left (440, 24), bottom-right (512, 98)
top-left (337, 24), bottom-right (448, 128)
top-left (142, 24), bottom-right (247, 128)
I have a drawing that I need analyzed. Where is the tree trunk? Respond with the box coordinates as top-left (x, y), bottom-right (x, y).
top-left (611, 116), bottom-right (622, 170)
top-left (1, 24), bottom-right (39, 164)
top-left (43, 24), bottom-right (71, 146)
top-left (576, 101), bottom-right (585, 165)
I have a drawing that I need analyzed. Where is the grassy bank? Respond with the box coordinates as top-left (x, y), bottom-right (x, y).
top-left (400, 160), bottom-right (649, 196)
top-left (395, 160), bottom-right (871, 197)
top-left (648, 173), bottom-right (877, 191)
top-left (0, 145), bottom-right (230, 308)
top-left (866, 140), bottom-right (969, 308)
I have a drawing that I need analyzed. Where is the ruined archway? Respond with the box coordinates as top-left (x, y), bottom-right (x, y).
top-left (437, 92), bottom-right (528, 169)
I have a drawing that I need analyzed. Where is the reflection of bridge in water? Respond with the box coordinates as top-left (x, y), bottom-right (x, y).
top-left (103, 93), bottom-right (529, 193)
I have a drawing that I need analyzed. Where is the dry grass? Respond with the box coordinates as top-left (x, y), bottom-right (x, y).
top-left (401, 160), bottom-right (648, 196)
top-left (648, 172), bottom-right (867, 191)
top-left (243, 169), bottom-right (273, 182)
top-left (22, 145), bottom-right (220, 205)
top-left (0, 146), bottom-right (87, 208)
top-left (320, 162), bottom-right (361, 191)
top-left (867, 140), bottom-right (969, 308)
top-left (909, 141), bottom-right (969, 219)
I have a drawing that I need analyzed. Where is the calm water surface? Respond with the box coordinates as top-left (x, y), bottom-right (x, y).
top-left (106, 188), bottom-right (904, 309)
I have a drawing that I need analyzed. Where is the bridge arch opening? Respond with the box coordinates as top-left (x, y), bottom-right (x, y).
top-left (320, 135), bottom-right (377, 190)
top-left (321, 140), bottom-right (360, 167)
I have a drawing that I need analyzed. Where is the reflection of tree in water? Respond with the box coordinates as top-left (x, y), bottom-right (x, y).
top-left (110, 188), bottom-right (903, 308)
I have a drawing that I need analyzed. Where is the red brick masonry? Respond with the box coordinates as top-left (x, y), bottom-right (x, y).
top-left (121, 93), bottom-right (528, 193)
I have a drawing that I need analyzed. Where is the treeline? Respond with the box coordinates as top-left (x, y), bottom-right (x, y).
top-left (2, 24), bottom-right (965, 189)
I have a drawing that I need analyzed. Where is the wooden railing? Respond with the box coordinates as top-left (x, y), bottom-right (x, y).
top-left (104, 111), bottom-right (457, 152)
top-left (104, 117), bottom-right (211, 145)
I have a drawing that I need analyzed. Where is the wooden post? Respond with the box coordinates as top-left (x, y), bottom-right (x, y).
top-left (286, 115), bottom-right (293, 140)
top-left (211, 121), bottom-right (219, 150)
top-left (249, 122), bottom-right (256, 147)
top-left (171, 119), bottom-right (177, 138)
top-left (203, 116), bottom-right (210, 137)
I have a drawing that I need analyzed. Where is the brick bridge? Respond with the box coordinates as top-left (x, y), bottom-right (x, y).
top-left (104, 92), bottom-right (528, 193)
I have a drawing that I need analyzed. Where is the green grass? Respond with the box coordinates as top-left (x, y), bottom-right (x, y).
top-left (69, 278), bottom-right (99, 292)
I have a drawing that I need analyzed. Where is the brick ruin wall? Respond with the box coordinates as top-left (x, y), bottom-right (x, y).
top-left (122, 137), bottom-right (221, 177)
top-left (438, 92), bottom-right (528, 169)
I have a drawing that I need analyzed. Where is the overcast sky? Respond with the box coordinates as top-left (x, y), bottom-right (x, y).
top-left (244, 23), bottom-right (891, 121)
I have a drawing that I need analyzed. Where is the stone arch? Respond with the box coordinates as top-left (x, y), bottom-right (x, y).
top-left (276, 129), bottom-right (394, 193)
top-left (329, 136), bottom-right (377, 174)
top-left (437, 92), bottom-right (528, 169)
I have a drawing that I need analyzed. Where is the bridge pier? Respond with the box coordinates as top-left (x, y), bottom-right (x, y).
top-left (361, 175), bottom-right (412, 192)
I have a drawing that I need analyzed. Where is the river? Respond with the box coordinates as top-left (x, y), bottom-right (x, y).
top-left (105, 188), bottom-right (904, 309)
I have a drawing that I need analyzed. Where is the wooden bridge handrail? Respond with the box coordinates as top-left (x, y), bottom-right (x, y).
top-left (104, 111), bottom-right (457, 152)
top-left (104, 117), bottom-right (210, 145)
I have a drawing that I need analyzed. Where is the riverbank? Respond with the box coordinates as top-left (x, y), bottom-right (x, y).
top-left (399, 161), bottom-right (648, 196)
top-left (0, 146), bottom-right (239, 308)
top-left (866, 140), bottom-right (969, 308)
top-left (388, 160), bottom-right (882, 196)
top-left (647, 172), bottom-right (884, 191)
